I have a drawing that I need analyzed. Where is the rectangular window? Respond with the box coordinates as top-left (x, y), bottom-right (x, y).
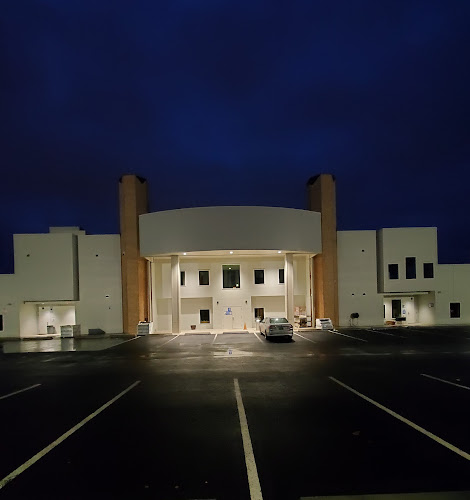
top-left (254, 307), bottom-right (264, 321)
top-left (279, 269), bottom-right (285, 284)
top-left (450, 303), bottom-right (460, 319)
top-left (0, 314), bottom-right (3, 331)
top-left (391, 299), bottom-right (401, 319)
top-left (405, 257), bottom-right (416, 279)
top-left (200, 309), bottom-right (210, 323)
top-left (388, 264), bottom-right (399, 280)
top-left (254, 269), bottom-right (264, 284)
top-left (423, 263), bottom-right (434, 279)
top-left (199, 270), bottom-right (209, 286)
top-left (222, 265), bottom-right (240, 288)
top-left (180, 271), bottom-right (185, 286)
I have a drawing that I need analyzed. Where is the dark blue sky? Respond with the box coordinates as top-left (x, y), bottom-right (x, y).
top-left (1, 1), bottom-right (469, 273)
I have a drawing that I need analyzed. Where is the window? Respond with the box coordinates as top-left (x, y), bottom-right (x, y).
top-left (423, 263), bottom-right (434, 279)
top-left (388, 264), bottom-right (399, 280)
top-left (0, 314), bottom-right (3, 331)
top-left (200, 309), bottom-right (210, 323)
top-left (180, 271), bottom-right (185, 286)
top-left (279, 269), bottom-right (285, 284)
top-left (450, 303), bottom-right (460, 319)
top-left (391, 299), bottom-right (401, 319)
top-left (223, 265), bottom-right (240, 288)
top-left (405, 257), bottom-right (416, 279)
top-left (254, 269), bottom-right (264, 284)
top-left (199, 270), bottom-right (209, 286)
top-left (254, 307), bottom-right (264, 321)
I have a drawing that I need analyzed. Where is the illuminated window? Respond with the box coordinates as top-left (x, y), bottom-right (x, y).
top-left (388, 264), bottom-right (399, 280)
top-left (450, 303), bottom-right (460, 319)
top-left (199, 271), bottom-right (209, 286)
top-left (254, 270), bottom-right (264, 284)
top-left (200, 310), bottom-right (210, 323)
top-left (423, 263), bottom-right (434, 279)
top-left (223, 265), bottom-right (240, 288)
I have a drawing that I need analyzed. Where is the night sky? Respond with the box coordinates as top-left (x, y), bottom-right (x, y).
top-left (1, 1), bottom-right (470, 274)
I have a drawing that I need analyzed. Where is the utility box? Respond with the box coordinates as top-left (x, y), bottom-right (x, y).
top-left (137, 322), bottom-right (152, 336)
top-left (316, 318), bottom-right (334, 330)
top-left (61, 325), bottom-right (81, 338)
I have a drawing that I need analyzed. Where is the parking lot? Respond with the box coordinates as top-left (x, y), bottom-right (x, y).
top-left (1, 327), bottom-right (470, 499)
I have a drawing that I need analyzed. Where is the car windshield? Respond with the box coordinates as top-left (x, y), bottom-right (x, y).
top-left (270, 317), bottom-right (289, 324)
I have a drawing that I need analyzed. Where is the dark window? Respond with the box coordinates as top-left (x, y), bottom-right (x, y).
top-left (0, 314), bottom-right (3, 331)
top-left (222, 265), bottom-right (240, 288)
top-left (423, 263), bottom-right (434, 279)
top-left (406, 257), bottom-right (416, 279)
top-left (450, 303), bottom-right (461, 319)
top-left (199, 270), bottom-right (209, 286)
top-left (279, 269), bottom-right (285, 284)
top-left (254, 307), bottom-right (264, 320)
top-left (392, 299), bottom-right (401, 319)
top-left (388, 264), bottom-right (399, 280)
top-left (180, 271), bottom-right (185, 286)
top-left (254, 269), bottom-right (264, 284)
top-left (200, 309), bottom-right (210, 323)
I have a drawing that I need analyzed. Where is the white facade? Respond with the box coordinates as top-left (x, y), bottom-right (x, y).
top-left (0, 227), bottom-right (122, 338)
top-left (337, 227), bottom-right (470, 327)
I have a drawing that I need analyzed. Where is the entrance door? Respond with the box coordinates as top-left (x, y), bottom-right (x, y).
top-left (391, 299), bottom-right (401, 319)
top-left (223, 306), bottom-right (243, 330)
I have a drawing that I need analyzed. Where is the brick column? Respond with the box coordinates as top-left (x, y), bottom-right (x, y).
top-left (307, 174), bottom-right (339, 326)
top-left (119, 175), bottom-right (149, 335)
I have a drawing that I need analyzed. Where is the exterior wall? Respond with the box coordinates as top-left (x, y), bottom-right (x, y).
top-left (140, 207), bottom-right (321, 256)
top-left (14, 233), bottom-right (78, 301)
top-left (38, 305), bottom-right (75, 334)
top-left (377, 227), bottom-right (438, 293)
top-left (337, 231), bottom-right (383, 327)
top-left (0, 274), bottom-right (19, 338)
top-left (435, 265), bottom-right (470, 324)
top-left (152, 255), bottom-right (306, 332)
top-left (19, 302), bottom-right (37, 336)
top-left (75, 235), bottom-right (123, 334)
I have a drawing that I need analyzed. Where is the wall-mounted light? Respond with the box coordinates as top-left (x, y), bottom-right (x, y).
top-left (229, 251), bottom-right (233, 254)
top-left (105, 295), bottom-right (110, 298)
top-left (183, 252), bottom-right (187, 256)
top-left (277, 251), bottom-right (281, 254)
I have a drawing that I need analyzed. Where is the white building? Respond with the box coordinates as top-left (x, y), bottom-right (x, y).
top-left (0, 174), bottom-right (468, 338)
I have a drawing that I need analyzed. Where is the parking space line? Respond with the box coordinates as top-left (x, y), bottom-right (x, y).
top-left (0, 380), bottom-right (141, 490)
top-left (328, 330), bottom-right (367, 342)
top-left (105, 336), bottom-right (140, 349)
top-left (212, 333), bottom-right (218, 344)
top-left (368, 329), bottom-right (406, 339)
top-left (293, 332), bottom-right (316, 343)
top-left (0, 384), bottom-right (41, 401)
top-left (421, 373), bottom-right (470, 391)
top-left (234, 378), bottom-right (263, 500)
top-left (329, 376), bottom-right (470, 461)
top-left (156, 335), bottom-right (180, 348)
top-left (252, 331), bottom-right (263, 343)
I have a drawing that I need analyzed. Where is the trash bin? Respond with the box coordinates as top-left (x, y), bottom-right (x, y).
top-left (46, 325), bottom-right (56, 334)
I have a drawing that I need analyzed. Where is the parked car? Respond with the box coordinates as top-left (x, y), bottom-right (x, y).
top-left (259, 317), bottom-right (293, 339)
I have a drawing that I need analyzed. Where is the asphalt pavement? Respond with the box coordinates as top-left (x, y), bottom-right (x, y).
top-left (1, 326), bottom-right (470, 499)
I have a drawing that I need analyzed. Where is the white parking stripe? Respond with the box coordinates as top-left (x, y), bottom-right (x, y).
top-left (252, 331), bottom-right (263, 343)
top-left (329, 376), bottom-right (470, 461)
top-left (156, 335), bottom-right (180, 348)
top-left (328, 330), bottom-right (367, 342)
top-left (212, 333), bottom-right (218, 344)
top-left (0, 384), bottom-right (41, 401)
top-left (293, 332), bottom-right (316, 343)
top-left (0, 380), bottom-right (141, 489)
top-left (369, 329), bottom-right (406, 339)
top-left (234, 378), bottom-right (263, 500)
top-left (421, 373), bottom-right (470, 391)
top-left (105, 336), bottom-right (140, 349)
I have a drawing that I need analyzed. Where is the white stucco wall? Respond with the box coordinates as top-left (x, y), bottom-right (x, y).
top-left (14, 233), bottom-right (78, 301)
top-left (75, 235), bottom-right (123, 334)
top-left (337, 231), bottom-right (383, 327)
top-left (140, 207), bottom-right (322, 256)
top-left (435, 264), bottom-right (470, 324)
top-left (152, 255), bottom-right (307, 332)
top-left (0, 274), bottom-right (19, 338)
top-left (377, 227), bottom-right (438, 293)
top-left (38, 305), bottom-right (75, 334)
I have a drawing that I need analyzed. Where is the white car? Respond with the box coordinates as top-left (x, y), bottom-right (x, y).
top-left (259, 317), bottom-right (293, 339)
